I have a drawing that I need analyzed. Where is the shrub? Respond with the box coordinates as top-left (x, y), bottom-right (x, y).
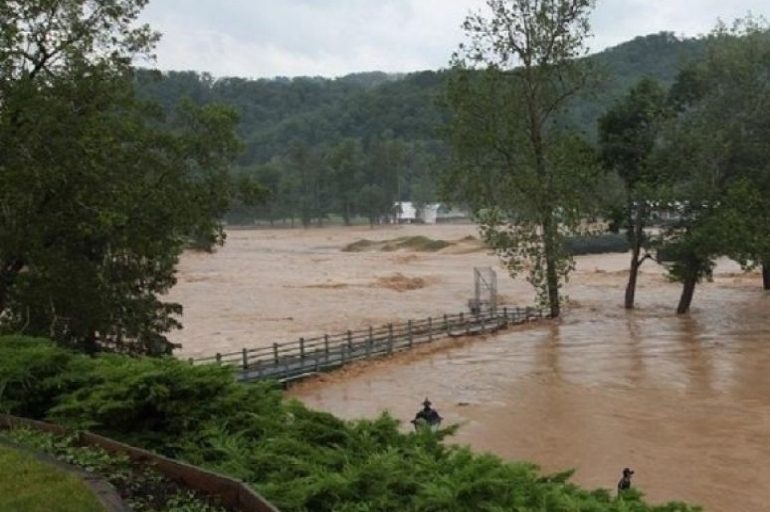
top-left (0, 336), bottom-right (702, 512)
top-left (0, 336), bottom-right (77, 418)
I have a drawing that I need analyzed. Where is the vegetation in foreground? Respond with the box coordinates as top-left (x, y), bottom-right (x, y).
top-left (0, 443), bottom-right (105, 512)
top-left (0, 336), bottom-right (701, 512)
top-left (1, 429), bottom-right (225, 512)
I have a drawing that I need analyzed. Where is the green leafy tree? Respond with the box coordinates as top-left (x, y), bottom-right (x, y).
top-left (598, 78), bottom-right (670, 308)
top-left (445, 0), bottom-right (598, 316)
top-left (326, 139), bottom-right (365, 226)
top-left (656, 17), bottom-right (770, 313)
top-left (701, 18), bottom-right (770, 291)
top-left (284, 142), bottom-right (331, 228)
top-left (0, 1), bottom-right (248, 353)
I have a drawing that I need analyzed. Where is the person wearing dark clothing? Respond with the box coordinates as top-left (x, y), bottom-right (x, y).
top-left (617, 468), bottom-right (634, 495)
top-left (411, 398), bottom-right (442, 429)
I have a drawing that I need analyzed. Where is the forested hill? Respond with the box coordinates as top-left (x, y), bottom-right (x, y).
top-left (135, 32), bottom-right (705, 225)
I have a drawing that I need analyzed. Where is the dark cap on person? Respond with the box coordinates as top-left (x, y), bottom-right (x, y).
top-left (623, 468), bottom-right (634, 476)
top-left (423, 398), bottom-right (432, 406)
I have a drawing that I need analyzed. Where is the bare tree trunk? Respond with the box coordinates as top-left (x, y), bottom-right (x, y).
top-left (677, 274), bottom-right (698, 315)
top-left (542, 213), bottom-right (560, 318)
top-left (625, 254), bottom-right (641, 309)
top-left (530, 105), bottom-right (560, 318)
top-left (625, 207), bottom-right (645, 309)
top-left (763, 259), bottom-right (770, 290)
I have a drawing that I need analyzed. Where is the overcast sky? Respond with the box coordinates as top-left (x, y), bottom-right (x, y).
top-left (138, 1), bottom-right (769, 79)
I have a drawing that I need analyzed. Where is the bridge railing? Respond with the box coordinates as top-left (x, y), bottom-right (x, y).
top-left (192, 306), bottom-right (548, 382)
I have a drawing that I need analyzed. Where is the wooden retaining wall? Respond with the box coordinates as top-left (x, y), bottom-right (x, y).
top-left (0, 414), bottom-right (280, 512)
top-left (193, 306), bottom-right (550, 383)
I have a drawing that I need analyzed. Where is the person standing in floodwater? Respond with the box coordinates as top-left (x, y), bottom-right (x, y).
top-left (411, 398), bottom-right (442, 429)
top-left (617, 468), bottom-right (634, 495)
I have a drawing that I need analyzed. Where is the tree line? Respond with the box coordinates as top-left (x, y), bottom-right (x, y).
top-left (2, 0), bottom-right (767, 355)
top-left (0, 0), bottom-right (259, 354)
top-left (228, 136), bottom-right (443, 227)
top-left (134, 32), bottom-right (705, 226)
top-left (444, 0), bottom-right (770, 317)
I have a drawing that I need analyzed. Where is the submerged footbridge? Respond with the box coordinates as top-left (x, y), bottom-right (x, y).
top-left (192, 306), bottom-right (552, 384)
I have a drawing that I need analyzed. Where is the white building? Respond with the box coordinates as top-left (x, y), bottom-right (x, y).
top-left (393, 201), bottom-right (468, 224)
top-left (420, 203), bottom-right (441, 224)
top-left (394, 202), bottom-right (418, 223)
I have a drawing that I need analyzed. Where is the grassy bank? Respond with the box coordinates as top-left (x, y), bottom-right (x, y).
top-left (0, 443), bottom-right (104, 512)
top-left (1, 429), bottom-right (225, 512)
top-left (0, 336), bottom-right (700, 511)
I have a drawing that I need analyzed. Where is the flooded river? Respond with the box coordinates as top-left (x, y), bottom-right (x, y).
top-left (290, 264), bottom-right (770, 511)
top-left (171, 225), bottom-right (769, 511)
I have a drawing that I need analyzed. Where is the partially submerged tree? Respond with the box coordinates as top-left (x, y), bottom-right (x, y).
top-left (445, 0), bottom-right (598, 317)
top-left (0, 1), bottom-right (250, 353)
top-left (598, 78), bottom-right (670, 309)
top-left (656, 16), bottom-right (770, 313)
top-left (707, 18), bottom-right (770, 292)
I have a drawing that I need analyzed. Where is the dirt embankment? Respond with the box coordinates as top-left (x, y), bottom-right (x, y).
top-left (342, 235), bottom-right (483, 253)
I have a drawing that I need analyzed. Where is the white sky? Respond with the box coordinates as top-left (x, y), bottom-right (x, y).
top-left (138, 1), bottom-right (769, 78)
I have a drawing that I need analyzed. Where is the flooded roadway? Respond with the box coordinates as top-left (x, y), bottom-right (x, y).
top-left (290, 275), bottom-right (770, 511)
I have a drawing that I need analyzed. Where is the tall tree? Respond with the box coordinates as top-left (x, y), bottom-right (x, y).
top-left (598, 78), bottom-right (669, 309)
top-left (0, 1), bottom-right (248, 353)
top-left (706, 18), bottom-right (770, 291)
top-left (327, 139), bottom-right (365, 226)
top-left (286, 142), bottom-right (316, 228)
top-left (446, 0), bottom-right (597, 317)
top-left (656, 16), bottom-right (770, 313)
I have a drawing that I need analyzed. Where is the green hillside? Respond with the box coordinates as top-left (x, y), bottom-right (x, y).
top-left (135, 32), bottom-right (706, 224)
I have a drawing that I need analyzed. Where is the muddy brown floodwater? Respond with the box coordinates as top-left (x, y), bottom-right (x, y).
top-left (170, 225), bottom-right (769, 511)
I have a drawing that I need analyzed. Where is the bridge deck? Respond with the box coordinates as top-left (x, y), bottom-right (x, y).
top-left (192, 307), bottom-right (549, 384)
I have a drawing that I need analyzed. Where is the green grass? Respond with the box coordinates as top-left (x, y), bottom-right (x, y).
top-left (0, 429), bottom-right (227, 512)
top-left (0, 444), bottom-right (104, 512)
